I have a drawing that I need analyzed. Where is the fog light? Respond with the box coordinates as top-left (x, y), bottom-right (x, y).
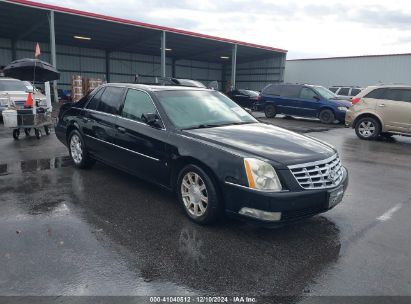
top-left (239, 207), bottom-right (281, 221)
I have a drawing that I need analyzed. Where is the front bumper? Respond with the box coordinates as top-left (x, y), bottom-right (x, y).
top-left (344, 110), bottom-right (355, 127)
top-left (223, 167), bottom-right (348, 226)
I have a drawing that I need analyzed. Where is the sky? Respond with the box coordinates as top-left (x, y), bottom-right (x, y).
top-left (38, 0), bottom-right (411, 59)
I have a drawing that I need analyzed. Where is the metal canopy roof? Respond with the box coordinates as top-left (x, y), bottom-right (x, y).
top-left (1, 0), bottom-right (287, 63)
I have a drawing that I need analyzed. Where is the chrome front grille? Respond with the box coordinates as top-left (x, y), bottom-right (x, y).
top-left (288, 154), bottom-right (344, 190)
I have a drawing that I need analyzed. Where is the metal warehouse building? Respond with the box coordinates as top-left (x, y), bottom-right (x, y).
top-left (285, 53), bottom-right (411, 88)
top-left (0, 0), bottom-right (287, 102)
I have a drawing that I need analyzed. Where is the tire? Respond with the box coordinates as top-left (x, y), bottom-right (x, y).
top-left (68, 130), bottom-right (96, 169)
top-left (319, 109), bottom-right (335, 124)
top-left (264, 104), bottom-right (277, 118)
top-left (24, 128), bottom-right (31, 136)
top-left (34, 128), bottom-right (42, 139)
top-left (355, 117), bottom-right (381, 140)
top-left (177, 164), bottom-right (221, 225)
top-left (44, 125), bottom-right (50, 136)
top-left (12, 129), bottom-right (20, 140)
top-left (381, 132), bottom-right (393, 138)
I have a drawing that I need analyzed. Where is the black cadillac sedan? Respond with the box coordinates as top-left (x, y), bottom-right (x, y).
top-left (56, 84), bottom-right (348, 225)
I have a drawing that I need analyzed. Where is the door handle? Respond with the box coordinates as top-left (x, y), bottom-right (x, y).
top-left (378, 104), bottom-right (386, 107)
top-left (117, 126), bottom-right (126, 133)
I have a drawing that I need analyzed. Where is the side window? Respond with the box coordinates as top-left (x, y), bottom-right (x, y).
top-left (299, 87), bottom-right (318, 100)
top-left (338, 88), bottom-right (350, 96)
top-left (365, 88), bottom-right (385, 99)
top-left (97, 86), bottom-right (125, 115)
top-left (329, 88), bottom-right (338, 93)
top-left (381, 89), bottom-right (411, 102)
top-left (351, 88), bottom-right (361, 96)
top-left (86, 87), bottom-right (105, 110)
top-left (121, 89), bottom-right (157, 122)
top-left (281, 85), bottom-right (301, 98)
top-left (263, 84), bottom-right (282, 96)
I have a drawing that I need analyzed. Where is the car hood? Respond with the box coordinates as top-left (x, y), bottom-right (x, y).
top-left (183, 123), bottom-right (336, 167)
top-left (328, 98), bottom-right (352, 107)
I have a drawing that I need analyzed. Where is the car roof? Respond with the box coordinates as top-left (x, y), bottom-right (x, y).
top-left (103, 83), bottom-right (212, 92)
top-left (0, 77), bottom-right (22, 81)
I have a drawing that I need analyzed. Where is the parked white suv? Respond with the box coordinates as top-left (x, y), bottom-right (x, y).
top-left (329, 86), bottom-right (363, 100)
top-left (0, 78), bottom-right (47, 114)
top-left (345, 84), bottom-right (411, 139)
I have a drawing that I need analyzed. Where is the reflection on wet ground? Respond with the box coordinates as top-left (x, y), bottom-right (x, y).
top-left (0, 156), bottom-right (72, 176)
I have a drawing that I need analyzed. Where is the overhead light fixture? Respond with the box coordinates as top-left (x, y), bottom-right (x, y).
top-left (160, 48), bottom-right (172, 51)
top-left (220, 56), bottom-right (230, 59)
top-left (73, 35), bottom-right (91, 40)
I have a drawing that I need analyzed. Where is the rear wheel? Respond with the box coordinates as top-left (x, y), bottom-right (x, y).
top-left (177, 165), bottom-right (221, 225)
top-left (264, 104), bottom-right (277, 118)
top-left (24, 128), bottom-right (31, 136)
top-left (68, 130), bottom-right (95, 169)
top-left (34, 128), bottom-right (42, 139)
top-left (355, 117), bottom-right (381, 140)
top-left (12, 129), bottom-right (20, 140)
top-left (319, 109), bottom-right (335, 124)
top-left (44, 125), bottom-right (50, 136)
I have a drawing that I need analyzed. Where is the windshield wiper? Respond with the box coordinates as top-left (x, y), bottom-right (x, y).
top-left (183, 121), bottom-right (255, 130)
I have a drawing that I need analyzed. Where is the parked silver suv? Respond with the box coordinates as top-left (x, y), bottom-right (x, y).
top-left (0, 78), bottom-right (47, 114)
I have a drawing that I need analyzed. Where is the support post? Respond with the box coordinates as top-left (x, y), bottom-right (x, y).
top-left (171, 58), bottom-right (176, 78)
top-left (231, 44), bottom-right (237, 89)
top-left (105, 50), bottom-right (110, 83)
top-left (11, 40), bottom-right (17, 61)
top-left (161, 31), bottom-right (166, 78)
top-left (49, 10), bottom-right (58, 103)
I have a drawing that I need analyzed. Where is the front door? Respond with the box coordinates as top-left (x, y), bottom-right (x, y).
top-left (295, 87), bottom-right (321, 117)
top-left (114, 89), bottom-right (170, 186)
top-left (376, 88), bottom-right (411, 133)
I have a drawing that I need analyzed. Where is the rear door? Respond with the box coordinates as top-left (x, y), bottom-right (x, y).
top-left (114, 89), bottom-right (170, 186)
top-left (82, 86), bottom-right (125, 163)
top-left (376, 88), bottom-right (411, 133)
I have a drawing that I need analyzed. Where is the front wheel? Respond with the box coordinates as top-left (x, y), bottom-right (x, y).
top-left (177, 165), bottom-right (221, 225)
top-left (44, 125), bottom-right (50, 135)
top-left (68, 130), bottom-right (96, 169)
top-left (319, 109), bottom-right (335, 124)
top-left (355, 117), bottom-right (381, 140)
top-left (12, 129), bottom-right (20, 140)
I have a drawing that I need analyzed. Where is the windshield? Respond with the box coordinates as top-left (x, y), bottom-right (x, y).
top-left (0, 80), bottom-right (28, 92)
top-left (155, 90), bottom-right (257, 129)
top-left (313, 86), bottom-right (337, 99)
top-left (238, 89), bottom-right (259, 97)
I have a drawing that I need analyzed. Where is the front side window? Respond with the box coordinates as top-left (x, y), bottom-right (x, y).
top-left (155, 90), bottom-right (257, 129)
top-left (299, 87), bottom-right (318, 100)
top-left (121, 89), bottom-right (157, 122)
top-left (312, 86), bottom-right (337, 100)
top-left (380, 89), bottom-right (411, 102)
top-left (97, 86), bottom-right (124, 115)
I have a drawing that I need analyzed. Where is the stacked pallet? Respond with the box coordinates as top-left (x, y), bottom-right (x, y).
top-left (83, 78), bottom-right (103, 94)
top-left (71, 75), bottom-right (83, 102)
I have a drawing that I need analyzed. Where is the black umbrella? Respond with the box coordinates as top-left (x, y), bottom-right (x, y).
top-left (3, 58), bottom-right (60, 82)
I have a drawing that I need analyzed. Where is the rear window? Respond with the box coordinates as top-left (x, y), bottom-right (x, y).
top-left (0, 80), bottom-right (28, 91)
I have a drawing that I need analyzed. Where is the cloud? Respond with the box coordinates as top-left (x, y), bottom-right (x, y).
top-left (33, 0), bottom-right (411, 59)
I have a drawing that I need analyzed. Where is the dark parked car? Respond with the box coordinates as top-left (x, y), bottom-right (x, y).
top-left (56, 84), bottom-right (348, 225)
top-left (259, 83), bottom-right (352, 123)
top-left (226, 89), bottom-right (259, 108)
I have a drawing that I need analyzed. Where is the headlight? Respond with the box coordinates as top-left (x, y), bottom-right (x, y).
top-left (244, 158), bottom-right (282, 191)
top-left (337, 106), bottom-right (348, 111)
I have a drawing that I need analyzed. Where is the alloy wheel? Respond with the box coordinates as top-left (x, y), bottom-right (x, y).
top-left (358, 121), bottom-right (376, 138)
top-left (181, 172), bottom-right (208, 217)
top-left (70, 134), bottom-right (83, 164)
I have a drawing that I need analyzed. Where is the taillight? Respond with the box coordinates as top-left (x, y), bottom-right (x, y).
top-left (351, 97), bottom-right (361, 105)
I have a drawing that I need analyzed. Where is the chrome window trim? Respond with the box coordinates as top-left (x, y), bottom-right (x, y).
top-left (84, 134), bottom-right (160, 162)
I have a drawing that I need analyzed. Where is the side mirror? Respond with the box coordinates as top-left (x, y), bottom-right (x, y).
top-left (142, 113), bottom-right (162, 129)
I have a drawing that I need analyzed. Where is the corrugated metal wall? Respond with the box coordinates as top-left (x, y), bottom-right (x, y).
top-left (285, 55), bottom-right (411, 88)
top-left (224, 54), bottom-right (286, 91)
top-left (0, 37), bottom-right (284, 92)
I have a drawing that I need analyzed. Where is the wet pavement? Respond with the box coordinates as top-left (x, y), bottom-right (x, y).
top-left (0, 116), bottom-right (411, 301)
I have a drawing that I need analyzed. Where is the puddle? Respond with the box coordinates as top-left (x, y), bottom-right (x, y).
top-left (0, 156), bottom-right (72, 176)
